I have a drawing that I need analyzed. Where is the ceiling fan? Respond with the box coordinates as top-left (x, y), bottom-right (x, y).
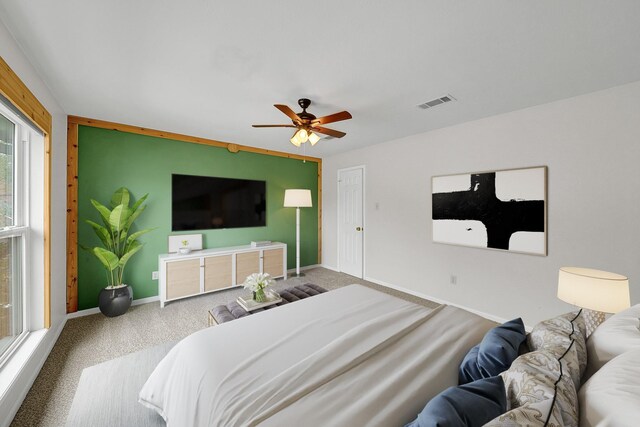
top-left (252, 98), bottom-right (352, 147)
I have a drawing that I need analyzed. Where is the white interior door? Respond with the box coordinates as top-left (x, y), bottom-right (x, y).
top-left (338, 167), bottom-right (364, 278)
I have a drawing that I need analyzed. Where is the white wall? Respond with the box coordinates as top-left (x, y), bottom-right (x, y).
top-left (323, 81), bottom-right (640, 326)
top-left (0, 20), bottom-right (67, 424)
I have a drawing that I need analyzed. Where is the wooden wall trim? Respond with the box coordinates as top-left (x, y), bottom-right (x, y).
top-left (0, 56), bottom-right (51, 134)
top-left (0, 55), bottom-right (52, 327)
top-left (66, 122), bottom-right (78, 313)
top-left (317, 161), bottom-right (322, 264)
top-left (44, 134), bottom-right (51, 327)
top-left (67, 116), bottom-right (322, 163)
top-left (65, 116), bottom-right (323, 313)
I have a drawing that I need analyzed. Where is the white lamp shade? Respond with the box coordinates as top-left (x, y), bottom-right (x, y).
top-left (308, 132), bottom-right (320, 146)
top-left (290, 136), bottom-right (301, 147)
top-left (284, 189), bottom-right (312, 208)
top-left (558, 267), bottom-right (630, 313)
top-left (297, 128), bottom-right (308, 142)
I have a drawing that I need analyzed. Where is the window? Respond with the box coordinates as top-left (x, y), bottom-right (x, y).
top-left (0, 102), bottom-right (42, 364)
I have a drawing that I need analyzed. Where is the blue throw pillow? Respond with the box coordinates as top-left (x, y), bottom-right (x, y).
top-left (458, 318), bottom-right (526, 384)
top-left (404, 376), bottom-right (507, 427)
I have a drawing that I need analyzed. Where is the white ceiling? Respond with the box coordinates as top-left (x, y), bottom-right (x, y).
top-left (1, 1), bottom-right (640, 157)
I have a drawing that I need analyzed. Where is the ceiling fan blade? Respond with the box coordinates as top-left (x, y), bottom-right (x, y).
top-left (274, 104), bottom-right (302, 124)
top-left (252, 124), bottom-right (299, 128)
top-left (311, 111), bottom-right (352, 125)
top-left (311, 126), bottom-right (346, 138)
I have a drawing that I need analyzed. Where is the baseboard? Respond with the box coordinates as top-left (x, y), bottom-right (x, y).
top-left (67, 296), bottom-right (160, 319)
top-left (363, 275), bottom-right (514, 327)
top-left (319, 264), bottom-right (339, 272)
top-left (131, 295), bottom-right (160, 305)
top-left (1, 318), bottom-right (67, 427)
top-left (286, 264), bottom-right (322, 275)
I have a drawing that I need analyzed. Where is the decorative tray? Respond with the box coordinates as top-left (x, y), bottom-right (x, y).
top-left (237, 289), bottom-right (282, 312)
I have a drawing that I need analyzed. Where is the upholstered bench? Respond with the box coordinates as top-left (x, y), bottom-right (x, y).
top-left (208, 284), bottom-right (328, 326)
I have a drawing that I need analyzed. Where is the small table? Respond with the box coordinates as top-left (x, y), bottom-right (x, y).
top-left (208, 284), bottom-right (328, 326)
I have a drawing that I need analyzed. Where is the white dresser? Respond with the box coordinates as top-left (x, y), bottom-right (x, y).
top-left (158, 242), bottom-right (287, 307)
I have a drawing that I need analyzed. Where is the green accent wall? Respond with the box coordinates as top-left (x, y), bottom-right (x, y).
top-left (77, 126), bottom-right (319, 310)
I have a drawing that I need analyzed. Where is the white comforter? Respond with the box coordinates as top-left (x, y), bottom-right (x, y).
top-left (139, 285), bottom-right (494, 426)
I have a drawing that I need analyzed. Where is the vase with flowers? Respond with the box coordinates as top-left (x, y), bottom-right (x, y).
top-left (243, 272), bottom-right (275, 303)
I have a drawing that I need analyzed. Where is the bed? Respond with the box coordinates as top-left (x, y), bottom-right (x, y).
top-left (139, 284), bottom-right (496, 426)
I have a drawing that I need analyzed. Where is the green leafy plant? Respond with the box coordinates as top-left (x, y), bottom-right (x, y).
top-left (84, 187), bottom-right (154, 289)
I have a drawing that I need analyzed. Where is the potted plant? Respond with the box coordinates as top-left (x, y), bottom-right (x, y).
top-left (84, 187), bottom-right (154, 317)
top-left (179, 239), bottom-right (191, 254)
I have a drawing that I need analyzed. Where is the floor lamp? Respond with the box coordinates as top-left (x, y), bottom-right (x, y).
top-left (284, 189), bottom-right (312, 277)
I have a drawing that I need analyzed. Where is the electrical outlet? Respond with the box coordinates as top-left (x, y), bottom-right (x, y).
top-left (450, 275), bottom-right (457, 285)
top-left (152, 271), bottom-right (159, 280)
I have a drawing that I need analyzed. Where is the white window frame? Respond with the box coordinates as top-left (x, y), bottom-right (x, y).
top-left (0, 103), bottom-right (34, 368)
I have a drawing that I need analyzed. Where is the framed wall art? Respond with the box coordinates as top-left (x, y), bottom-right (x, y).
top-left (432, 166), bottom-right (547, 255)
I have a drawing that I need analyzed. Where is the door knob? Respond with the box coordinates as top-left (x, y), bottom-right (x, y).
top-left (356, 227), bottom-right (362, 231)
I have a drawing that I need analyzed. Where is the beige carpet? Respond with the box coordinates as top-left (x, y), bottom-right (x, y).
top-left (10, 268), bottom-right (438, 427)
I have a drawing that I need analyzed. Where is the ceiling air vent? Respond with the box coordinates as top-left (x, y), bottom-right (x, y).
top-left (417, 94), bottom-right (456, 110)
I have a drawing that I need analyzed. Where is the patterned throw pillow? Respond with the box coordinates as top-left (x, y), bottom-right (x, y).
top-left (484, 398), bottom-right (563, 427)
top-left (495, 350), bottom-right (578, 427)
top-left (527, 312), bottom-right (587, 389)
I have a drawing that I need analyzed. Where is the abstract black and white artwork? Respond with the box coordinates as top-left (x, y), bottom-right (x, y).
top-left (432, 166), bottom-right (547, 255)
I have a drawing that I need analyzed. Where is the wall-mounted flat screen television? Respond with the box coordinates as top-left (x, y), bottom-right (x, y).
top-left (172, 174), bottom-right (266, 231)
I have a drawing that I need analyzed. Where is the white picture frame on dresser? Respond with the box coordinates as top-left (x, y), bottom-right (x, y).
top-left (158, 242), bottom-right (287, 307)
top-left (168, 234), bottom-right (203, 253)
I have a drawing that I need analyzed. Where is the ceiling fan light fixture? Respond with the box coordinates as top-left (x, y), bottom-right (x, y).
top-left (297, 128), bottom-right (308, 143)
top-left (308, 132), bottom-right (320, 146)
top-left (290, 131), bottom-right (302, 147)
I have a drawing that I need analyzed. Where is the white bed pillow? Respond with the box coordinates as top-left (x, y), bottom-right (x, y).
top-left (579, 348), bottom-right (640, 427)
top-left (585, 304), bottom-right (640, 379)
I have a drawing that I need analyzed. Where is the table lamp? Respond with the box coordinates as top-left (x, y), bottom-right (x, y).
top-left (557, 267), bottom-right (630, 336)
top-left (284, 189), bottom-right (312, 277)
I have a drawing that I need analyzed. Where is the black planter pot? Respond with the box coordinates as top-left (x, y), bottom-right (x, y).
top-left (98, 285), bottom-right (133, 317)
